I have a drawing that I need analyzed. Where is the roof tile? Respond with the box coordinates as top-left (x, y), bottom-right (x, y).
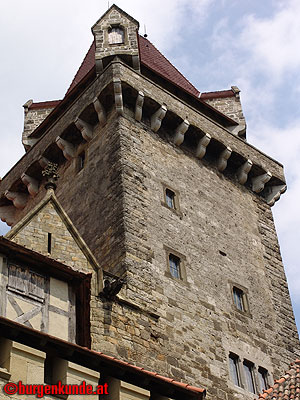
top-left (65, 35), bottom-right (200, 97)
top-left (259, 360), bottom-right (300, 399)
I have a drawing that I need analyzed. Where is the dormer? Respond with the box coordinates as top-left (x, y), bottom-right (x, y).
top-left (91, 4), bottom-right (140, 73)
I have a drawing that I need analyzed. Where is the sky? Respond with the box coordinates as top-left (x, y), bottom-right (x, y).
top-left (0, 0), bottom-right (299, 334)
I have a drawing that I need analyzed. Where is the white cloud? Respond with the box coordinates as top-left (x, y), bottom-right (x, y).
top-left (240, 0), bottom-right (300, 82)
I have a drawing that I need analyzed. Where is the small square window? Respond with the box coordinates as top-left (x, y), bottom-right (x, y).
top-left (165, 189), bottom-right (175, 209)
top-left (243, 360), bottom-right (255, 393)
top-left (258, 367), bottom-right (269, 392)
top-left (233, 287), bottom-right (244, 311)
top-left (229, 353), bottom-right (241, 387)
top-left (169, 254), bottom-right (181, 279)
top-left (108, 26), bottom-right (124, 44)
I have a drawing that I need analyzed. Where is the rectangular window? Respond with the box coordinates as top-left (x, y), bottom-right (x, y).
top-left (243, 361), bottom-right (255, 393)
top-left (258, 367), bottom-right (268, 392)
top-left (165, 189), bottom-right (175, 209)
top-left (229, 353), bottom-right (241, 387)
top-left (169, 254), bottom-right (181, 279)
top-left (233, 287), bottom-right (244, 311)
top-left (8, 264), bottom-right (45, 302)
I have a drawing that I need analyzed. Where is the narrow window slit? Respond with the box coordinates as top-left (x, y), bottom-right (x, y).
top-left (48, 233), bottom-right (52, 254)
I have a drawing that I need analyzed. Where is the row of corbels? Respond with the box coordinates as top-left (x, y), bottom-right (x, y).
top-left (0, 97), bottom-right (108, 226)
top-left (130, 91), bottom-right (286, 207)
top-left (0, 80), bottom-right (286, 226)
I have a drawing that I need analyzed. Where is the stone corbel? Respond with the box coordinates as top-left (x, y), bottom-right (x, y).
top-left (228, 123), bottom-right (247, 138)
top-left (56, 137), bottom-right (76, 161)
top-left (22, 137), bottom-right (39, 148)
top-left (264, 184), bottom-right (287, 206)
top-left (237, 159), bottom-right (253, 185)
top-left (151, 105), bottom-right (167, 132)
top-left (217, 147), bottom-right (232, 172)
top-left (0, 206), bottom-right (16, 226)
top-left (252, 171), bottom-right (272, 193)
top-left (132, 55), bottom-right (140, 71)
top-left (173, 119), bottom-right (189, 146)
top-left (135, 91), bottom-right (144, 122)
top-left (75, 118), bottom-right (94, 142)
top-left (93, 98), bottom-right (106, 126)
top-left (21, 173), bottom-right (39, 196)
top-left (95, 58), bottom-right (104, 74)
top-left (113, 78), bottom-right (123, 115)
top-left (39, 157), bottom-right (51, 168)
top-left (5, 191), bottom-right (28, 209)
top-left (196, 133), bottom-right (211, 159)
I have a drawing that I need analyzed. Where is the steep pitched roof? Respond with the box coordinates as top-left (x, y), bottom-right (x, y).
top-left (66, 36), bottom-right (200, 97)
top-left (138, 35), bottom-right (199, 97)
top-left (259, 360), bottom-right (300, 399)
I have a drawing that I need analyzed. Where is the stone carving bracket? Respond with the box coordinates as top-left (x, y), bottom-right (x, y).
top-left (113, 78), bottom-right (124, 115)
top-left (0, 205), bottom-right (16, 226)
top-left (265, 184), bottom-right (287, 206)
top-left (196, 133), bottom-right (211, 159)
top-left (56, 137), bottom-right (76, 160)
top-left (252, 171), bottom-right (272, 193)
top-left (5, 191), bottom-right (28, 210)
top-left (237, 159), bottom-right (253, 185)
top-left (151, 105), bottom-right (167, 132)
top-left (93, 98), bottom-right (107, 126)
top-left (173, 119), bottom-right (189, 146)
top-left (135, 91), bottom-right (144, 122)
top-left (21, 173), bottom-right (39, 197)
top-left (217, 147), bottom-right (232, 172)
top-left (75, 118), bottom-right (94, 142)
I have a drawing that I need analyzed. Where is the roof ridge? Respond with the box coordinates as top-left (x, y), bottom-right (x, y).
top-left (139, 35), bottom-right (199, 97)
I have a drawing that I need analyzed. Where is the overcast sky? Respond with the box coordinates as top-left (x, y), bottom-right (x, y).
top-left (0, 1), bottom-right (299, 334)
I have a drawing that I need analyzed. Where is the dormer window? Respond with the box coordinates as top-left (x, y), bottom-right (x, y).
top-left (108, 26), bottom-right (124, 44)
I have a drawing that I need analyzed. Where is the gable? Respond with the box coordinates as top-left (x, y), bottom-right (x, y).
top-left (5, 191), bottom-right (98, 274)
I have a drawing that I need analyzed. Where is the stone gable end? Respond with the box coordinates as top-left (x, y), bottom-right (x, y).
top-left (5, 193), bottom-right (96, 273)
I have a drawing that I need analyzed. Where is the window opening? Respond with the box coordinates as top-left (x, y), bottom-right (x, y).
top-left (166, 189), bottom-right (175, 209)
top-left (229, 353), bottom-right (241, 387)
top-left (169, 254), bottom-right (181, 279)
top-left (7, 264), bottom-right (45, 302)
top-left (108, 26), bottom-right (124, 44)
top-left (233, 287), bottom-right (244, 311)
top-left (78, 151), bottom-right (85, 171)
top-left (48, 233), bottom-right (52, 254)
top-left (258, 367), bottom-right (268, 392)
top-left (243, 361), bottom-right (255, 393)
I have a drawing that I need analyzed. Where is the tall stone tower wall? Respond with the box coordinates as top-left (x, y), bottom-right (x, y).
top-left (0, 6), bottom-right (298, 400)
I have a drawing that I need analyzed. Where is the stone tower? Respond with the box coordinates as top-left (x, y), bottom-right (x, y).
top-left (0, 5), bottom-right (299, 400)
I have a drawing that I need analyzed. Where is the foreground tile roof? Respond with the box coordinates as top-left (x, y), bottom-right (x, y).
top-left (0, 316), bottom-right (206, 400)
top-left (66, 35), bottom-right (200, 97)
top-left (259, 360), bottom-right (300, 399)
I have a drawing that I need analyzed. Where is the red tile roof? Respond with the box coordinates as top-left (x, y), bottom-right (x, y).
top-left (259, 360), bottom-right (300, 399)
top-left (66, 41), bottom-right (96, 95)
top-left (29, 100), bottom-right (61, 110)
top-left (0, 316), bottom-right (206, 400)
top-left (138, 35), bottom-right (200, 97)
top-left (200, 90), bottom-right (235, 100)
top-left (65, 36), bottom-right (200, 97)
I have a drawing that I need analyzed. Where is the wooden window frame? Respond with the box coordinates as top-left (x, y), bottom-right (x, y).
top-left (161, 183), bottom-right (182, 216)
top-left (229, 282), bottom-right (251, 317)
top-left (164, 246), bottom-right (187, 283)
top-left (229, 352), bottom-right (242, 388)
top-left (243, 360), bottom-right (256, 394)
